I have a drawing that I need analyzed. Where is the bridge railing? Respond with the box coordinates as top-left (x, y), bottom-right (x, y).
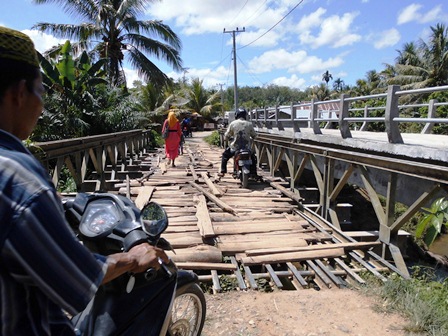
top-left (250, 84), bottom-right (448, 143)
top-left (30, 129), bottom-right (153, 192)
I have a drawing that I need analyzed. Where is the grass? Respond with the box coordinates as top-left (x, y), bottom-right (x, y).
top-left (361, 267), bottom-right (448, 335)
top-left (203, 130), bottom-right (221, 147)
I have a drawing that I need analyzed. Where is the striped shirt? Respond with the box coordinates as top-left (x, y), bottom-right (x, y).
top-left (0, 130), bottom-right (107, 335)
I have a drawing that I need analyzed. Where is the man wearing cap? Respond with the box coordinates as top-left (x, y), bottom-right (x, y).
top-left (0, 26), bottom-right (169, 335)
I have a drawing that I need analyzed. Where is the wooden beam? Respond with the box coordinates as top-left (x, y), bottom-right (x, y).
top-left (134, 186), bottom-right (155, 209)
top-left (240, 247), bottom-right (345, 265)
top-left (189, 181), bottom-right (235, 214)
top-left (193, 194), bottom-right (216, 238)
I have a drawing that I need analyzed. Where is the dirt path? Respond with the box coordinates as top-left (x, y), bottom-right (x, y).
top-left (201, 289), bottom-right (409, 336)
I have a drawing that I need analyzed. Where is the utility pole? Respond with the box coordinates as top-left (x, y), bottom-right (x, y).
top-left (217, 83), bottom-right (225, 115)
top-left (223, 27), bottom-right (245, 113)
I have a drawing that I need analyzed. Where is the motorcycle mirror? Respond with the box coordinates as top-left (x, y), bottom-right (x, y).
top-left (140, 202), bottom-right (168, 237)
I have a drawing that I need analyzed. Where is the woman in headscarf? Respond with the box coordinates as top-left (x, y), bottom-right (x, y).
top-left (162, 110), bottom-right (182, 167)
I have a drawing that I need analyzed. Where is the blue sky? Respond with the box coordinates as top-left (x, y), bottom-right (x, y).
top-left (1, 0), bottom-right (447, 90)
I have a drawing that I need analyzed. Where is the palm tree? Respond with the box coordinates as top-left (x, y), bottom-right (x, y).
top-left (322, 70), bottom-right (333, 87)
top-left (32, 0), bottom-right (183, 87)
top-left (185, 78), bottom-right (222, 119)
top-left (384, 23), bottom-right (448, 89)
top-left (332, 78), bottom-right (345, 92)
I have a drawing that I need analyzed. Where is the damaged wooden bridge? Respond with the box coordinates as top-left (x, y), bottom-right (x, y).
top-left (100, 133), bottom-right (406, 292)
top-left (33, 130), bottom-right (406, 293)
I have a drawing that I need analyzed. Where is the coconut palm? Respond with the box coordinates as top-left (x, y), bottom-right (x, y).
top-left (322, 70), bottom-right (333, 87)
top-left (384, 23), bottom-right (448, 89)
top-left (332, 78), bottom-right (345, 92)
top-left (32, 0), bottom-right (183, 87)
top-left (185, 78), bottom-right (222, 119)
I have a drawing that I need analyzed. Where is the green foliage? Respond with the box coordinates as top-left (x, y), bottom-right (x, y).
top-left (219, 275), bottom-right (239, 292)
top-left (32, 0), bottom-right (183, 87)
top-left (415, 197), bottom-right (448, 247)
top-left (203, 131), bottom-right (221, 147)
top-left (362, 268), bottom-right (448, 335)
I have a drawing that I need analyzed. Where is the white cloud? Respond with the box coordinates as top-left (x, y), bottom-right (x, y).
top-left (272, 74), bottom-right (306, 89)
top-left (148, 0), bottom-right (290, 40)
top-left (22, 29), bottom-right (66, 53)
top-left (296, 9), bottom-right (361, 48)
top-left (248, 48), bottom-right (344, 74)
top-left (398, 4), bottom-right (443, 25)
top-left (166, 65), bottom-right (229, 89)
top-left (372, 28), bottom-right (401, 49)
top-left (123, 68), bottom-right (141, 88)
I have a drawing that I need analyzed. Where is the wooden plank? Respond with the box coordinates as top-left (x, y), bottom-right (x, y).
top-left (189, 181), bottom-right (235, 214)
top-left (245, 241), bottom-right (382, 256)
top-left (314, 259), bottom-right (345, 288)
top-left (175, 262), bottom-right (237, 271)
top-left (211, 270), bottom-right (221, 293)
top-left (333, 258), bottom-right (365, 284)
top-left (349, 251), bottom-right (387, 282)
top-left (193, 194), bottom-right (215, 238)
top-left (219, 239), bottom-right (309, 254)
top-left (213, 223), bottom-right (313, 235)
top-left (200, 172), bottom-right (222, 196)
top-left (188, 164), bottom-right (199, 182)
top-left (306, 260), bottom-right (332, 290)
top-left (218, 232), bottom-right (332, 242)
top-left (166, 245), bottom-right (222, 263)
top-left (286, 262), bottom-right (308, 288)
top-left (134, 186), bottom-right (155, 209)
top-left (243, 265), bottom-right (258, 289)
top-left (270, 181), bottom-right (304, 205)
top-left (230, 256), bottom-right (247, 290)
top-left (264, 264), bottom-right (283, 289)
top-left (240, 248), bottom-right (345, 265)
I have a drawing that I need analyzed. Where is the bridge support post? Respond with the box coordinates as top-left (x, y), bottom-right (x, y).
top-left (338, 94), bottom-right (352, 139)
top-left (311, 99), bottom-right (322, 134)
top-left (385, 85), bottom-right (404, 143)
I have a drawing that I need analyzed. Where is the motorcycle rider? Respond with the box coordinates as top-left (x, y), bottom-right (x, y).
top-left (219, 107), bottom-right (258, 177)
top-left (0, 26), bottom-right (169, 335)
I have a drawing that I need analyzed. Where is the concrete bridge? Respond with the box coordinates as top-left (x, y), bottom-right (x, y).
top-left (31, 84), bottom-right (448, 279)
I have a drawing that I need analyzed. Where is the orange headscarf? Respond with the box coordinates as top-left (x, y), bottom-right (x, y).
top-left (167, 111), bottom-right (179, 128)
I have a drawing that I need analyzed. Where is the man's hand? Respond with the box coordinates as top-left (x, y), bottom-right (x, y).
top-left (127, 243), bottom-right (170, 274)
top-left (102, 243), bottom-right (169, 284)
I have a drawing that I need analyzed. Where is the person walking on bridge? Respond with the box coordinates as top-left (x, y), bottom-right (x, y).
top-left (0, 26), bottom-right (169, 336)
top-left (162, 110), bottom-right (182, 167)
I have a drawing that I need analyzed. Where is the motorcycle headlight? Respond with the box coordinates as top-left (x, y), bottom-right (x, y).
top-left (80, 199), bottom-right (122, 238)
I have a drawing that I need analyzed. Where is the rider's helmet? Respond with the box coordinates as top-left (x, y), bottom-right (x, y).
top-left (236, 107), bottom-right (247, 120)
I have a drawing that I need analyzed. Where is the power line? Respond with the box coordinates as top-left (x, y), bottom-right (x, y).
top-left (238, 0), bottom-right (304, 50)
top-left (227, 0), bottom-right (249, 26)
top-left (242, 0), bottom-right (269, 26)
top-left (236, 53), bottom-right (267, 87)
top-left (224, 27), bottom-right (246, 111)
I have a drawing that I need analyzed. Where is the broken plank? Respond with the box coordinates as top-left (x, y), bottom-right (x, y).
top-left (134, 186), bottom-right (155, 209)
top-left (189, 181), bottom-right (235, 214)
top-left (193, 194), bottom-right (215, 238)
top-left (200, 172), bottom-right (223, 196)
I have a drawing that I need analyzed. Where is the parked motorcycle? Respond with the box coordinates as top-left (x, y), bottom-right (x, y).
top-left (63, 192), bottom-right (206, 336)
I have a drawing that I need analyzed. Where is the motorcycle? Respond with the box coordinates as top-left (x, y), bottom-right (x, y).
top-left (232, 131), bottom-right (260, 188)
top-left (63, 192), bottom-right (206, 336)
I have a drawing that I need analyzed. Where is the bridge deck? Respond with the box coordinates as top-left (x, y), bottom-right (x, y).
top-left (259, 127), bottom-right (448, 163)
top-left (102, 131), bottom-right (406, 292)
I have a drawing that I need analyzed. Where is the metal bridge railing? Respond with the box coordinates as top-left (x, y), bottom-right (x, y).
top-left (250, 84), bottom-right (448, 144)
top-left (30, 130), bottom-right (153, 192)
